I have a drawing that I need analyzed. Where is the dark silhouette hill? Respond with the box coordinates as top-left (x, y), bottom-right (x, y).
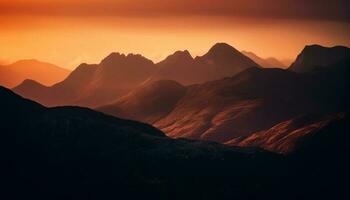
top-left (13, 53), bottom-right (156, 107)
top-left (0, 85), bottom-right (280, 199)
top-left (150, 43), bottom-right (260, 85)
top-left (289, 45), bottom-right (350, 72)
top-left (0, 59), bottom-right (70, 88)
top-left (242, 51), bottom-right (286, 68)
top-left (1, 86), bottom-right (350, 200)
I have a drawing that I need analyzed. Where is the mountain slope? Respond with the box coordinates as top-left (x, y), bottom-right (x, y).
top-left (100, 59), bottom-right (350, 143)
top-left (289, 45), bottom-right (350, 72)
top-left (154, 68), bottom-right (309, 142)
top-left (13, 53), bottom-right (157, 107)
top-left (13, 43), bottom-right (259, 107)
top-left (97, 80), bottom-right (187, 123)
top-left (226, 113), bottom-right (346, 154)
top-left (242, 51), bottom-right (286, 68)
top-left (150, 50), bottom-right (198, 85)
top-left (0, 86), bottom-right (284, 199)
top-left (2, 86), bottom-right (350, 200)
top-left (0, 59), bottom-right (70, 88)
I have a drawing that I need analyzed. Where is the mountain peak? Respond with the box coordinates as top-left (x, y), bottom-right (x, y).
top-left (206, 43), bottom-right (240, 57)
top-left (302, 44), bottom-right (350, 55)
top-left (12, 59), bottom-right (40, 65)
top-left (20, 79), bottom-right (43, 86)
top-left (100, 52), bottom-right (125, 65)
top-left (173, 50), bottom-right (192, 59)
top-left (159, 50), bottom-right (193, 65)
top-left (289, 44), bottom-right (350, 72)
top-left (13, 79), bottom-right (47, 92)
top-left (200, 42), bottom-right (260, 68)
top-left (100, 52), bottom-right (154, 66)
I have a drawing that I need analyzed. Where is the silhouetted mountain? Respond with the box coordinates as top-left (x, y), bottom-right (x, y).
top-left (242, 51), bottom-right (286, 68)
top-left (200, 43), bottom-right (258, 69)
top-left (14, 54), bottom-right (156, 107)
top-left (150, 50), bottom-right (197, 85)
top-left (0, 86), bottom-right (282, 199)
top-left (14, 43), bottom-right (259, 107)
top-left (100, 60), bottom-right (350, 143)
top-left (2, 86), bottom-right (350, 200)
top-left (289, 45), bottom-right (350, 72)
top-left (158, 50), bottom-right (193, 65)
top-left (150, 43), bottom-right (260, 85)
top-left (0, 59), bottom-right (70, 88)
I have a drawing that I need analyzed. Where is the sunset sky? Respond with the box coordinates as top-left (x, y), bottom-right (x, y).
top-left (1, 0), bottom-right (349, 69)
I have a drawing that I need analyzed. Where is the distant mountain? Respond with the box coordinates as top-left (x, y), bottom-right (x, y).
top-left (14, 53), bottom-right (157, 107)
top-left (99, 60), bottom-right (350, 143)
top-left (14, 43), bottom-right (260, 107)
top-left (197, 43), bottom-right (260, 75)
top-left (150, 43), bottom-right (260, 85)
top-left (0, 59), bottom-right (70, 88)
top-left (242, 51), bottom-right (286, 68)
top-left (150, 50), bottom-right (197, 85)
top-left (289, 45), bottom-right (350, 72)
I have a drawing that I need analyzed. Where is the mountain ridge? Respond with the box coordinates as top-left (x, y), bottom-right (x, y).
top-left (99, 59), bottom-right (350, 143)
top-left (0, 59), bottom-right (70, 88)
top-left (242, 51), bottom-right (286, 68)
top-left (289, 44), bottom-right (350, 72)
top-left (14, 43), bottom-right (261, 107)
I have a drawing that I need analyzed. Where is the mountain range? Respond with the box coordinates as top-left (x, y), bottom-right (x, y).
top-left (0, 59), bottom-right (70, 88)
top-left (151, 43), bottom-right (260, 85)
top-left (98, 62), bottom-right (350, 143)
top-left (10, 44), bottom-right (350, 148)
top-left (97, 44), bottom-right (350, 145)
top-left (2, 42), bottom-right (350, 199)
top-left (13, 43), bottom-right (260, 107)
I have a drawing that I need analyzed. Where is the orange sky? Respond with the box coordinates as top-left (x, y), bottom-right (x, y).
top-left (0, 0), bottom-right (349, 69)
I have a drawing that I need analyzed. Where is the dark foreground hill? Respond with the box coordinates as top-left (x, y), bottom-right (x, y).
top-left (1, 86), bottom-right (350, 200)
top-left (0, 86), bottom-right (279, 199)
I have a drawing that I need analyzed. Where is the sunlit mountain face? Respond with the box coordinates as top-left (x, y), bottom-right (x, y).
top-left (0, 0), bottom-right (349, 68)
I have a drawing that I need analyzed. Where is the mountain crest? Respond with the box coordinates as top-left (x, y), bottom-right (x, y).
top-left (289, 44), bottom-right (350, 73)
top-left (171, 50), bottom-right (192, 60)
top-left (204, 43), bottom-right (241, 58)
top-left (159, 50), bottom-right (193, 65)
top-left (100, 52), bottom-right (154, 66)
top-left (100, 52), bottom-right (125, 65)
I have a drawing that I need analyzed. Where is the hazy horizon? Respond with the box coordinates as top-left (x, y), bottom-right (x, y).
top-left (1, 0), bottom-right (349, 69)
